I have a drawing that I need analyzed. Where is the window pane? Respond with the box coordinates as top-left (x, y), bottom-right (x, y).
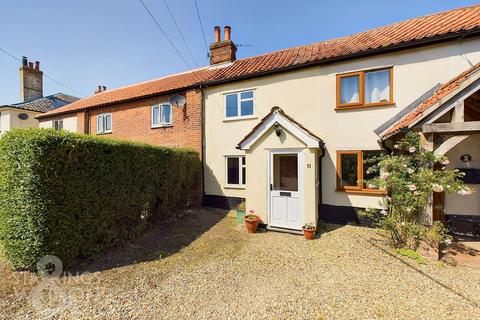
top-left (363, 151), bottom-right (382, 189)
top-left (240, 91), bottom-right (253, 99)
top-left (242, 157), bottom-right (246, 165)
top-left (105, 115), bottom-right (112, 131)
top-left (161, 105), bottom-right (171, 124)
top-left (273, 154), bottom-right (298, 191)
top-left (242, 167), bottom-right (246, 185)
top-left (365, 69), bottom-right (390, 104)
top-left (227, 157), bottom-right (240, 185)
top-left (340, 153), bottom-right (358, 187)
top-left (340, 75), bottom-right (360, 104)
top-left (226, 94), bottom-right (238, 117)
top-left (97, 116), bottom-right (104, 132)
top-left (240, 100), bottom-right (254, 116)
top-left (152, 106), bottom-right (160, 125)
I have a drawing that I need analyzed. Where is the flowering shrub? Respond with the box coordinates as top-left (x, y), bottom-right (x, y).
top-left (360, 132), bottom-right (471, 248)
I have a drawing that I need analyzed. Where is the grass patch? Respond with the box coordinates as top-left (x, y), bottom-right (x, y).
top-left (396, 248), bottom-right (426, 265)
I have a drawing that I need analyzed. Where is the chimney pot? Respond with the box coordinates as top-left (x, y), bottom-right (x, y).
top-left (28, 62), bottom-right (33, 68)
top-left (34, 61), bottom-right (40, 70)
top-left (102, 86), bottom-right (107, 91)
top-left (224, 26), bottom-right (231, 41)
top-left (22, 56), bottom-right (28, 66)
top-left (214, 26), bottom-right (221, 42)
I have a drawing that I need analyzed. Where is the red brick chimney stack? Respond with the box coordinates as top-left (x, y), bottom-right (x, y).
top-left (209, 25), bottom-right (236, 65)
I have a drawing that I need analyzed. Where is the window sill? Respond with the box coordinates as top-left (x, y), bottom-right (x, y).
top-left (96, 131), bottom-right (112, 135)
top-left (223, 115), bottom-right (257, 122)
top-left (224, 185), bottom-right (246, 190)
top-left (335, 102), bottom-right (395, 111)
top-left (336, 189), bottom-right (386, 195)
top-left (152, 124), bottom-right (173, 129)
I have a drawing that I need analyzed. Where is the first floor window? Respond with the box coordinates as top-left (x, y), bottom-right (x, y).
top-left (226, 156), bottom-right (246, 186)
top-left (152, 104), bottom-right (172, 127)
top-left (336, 150), bottom-right (384, 192)
top-left (97, 113), bottom-right (112, 134)
top-left (225, 90), bottom-right (254, 118)
top-left (337, 67), bottom-right (393, 108)
top-left (53, 119), bottom-right (63, 131)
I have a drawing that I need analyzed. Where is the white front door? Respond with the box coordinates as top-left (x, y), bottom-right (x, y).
top-left (269, 150), bottom-right (303, 230)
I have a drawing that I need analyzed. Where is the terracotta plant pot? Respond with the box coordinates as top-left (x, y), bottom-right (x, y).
top-left (244, 215), bottom-right (260, 233)
top-left (303, 227), bottom-right (316, 240)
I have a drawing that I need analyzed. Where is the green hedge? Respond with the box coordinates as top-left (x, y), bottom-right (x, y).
top-left (0, 128), bottom-right (200, 270)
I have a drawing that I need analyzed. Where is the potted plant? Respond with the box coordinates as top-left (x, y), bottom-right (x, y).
top-left (236, 201), bottom-right (246, 224)
top-left (244, 210), bottom-right (260, 233)
top-left (302, 223), bottom-right (316, 240)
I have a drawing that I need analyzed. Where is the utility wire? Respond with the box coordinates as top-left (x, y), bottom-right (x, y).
top-left (0, 47), bottom-right (86, 97)
top-left (194, 0), bottom-right (209, 58)
top-left (138, 0), bottom-right (192, 69)
top-left (162, 0), bottom-right (198, 68)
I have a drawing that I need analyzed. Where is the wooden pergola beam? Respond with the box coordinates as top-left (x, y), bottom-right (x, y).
top-left (422, 121), bottom-right (480, 133)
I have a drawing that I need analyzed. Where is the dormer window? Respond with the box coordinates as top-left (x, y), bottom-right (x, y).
top-left (336, 67), bottom-right (393, 109)
top-left (225, 90), bottom-right (254, 119)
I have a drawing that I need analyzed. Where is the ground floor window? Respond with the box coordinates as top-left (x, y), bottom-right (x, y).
top-left (53, 119), bottom-right (63, 131)
top-left (336, 150), bottom-right (385, 193)
top-left (97, 113), bottom-right (112, 134)
top-left (225, 156), bottom-right (246, 187)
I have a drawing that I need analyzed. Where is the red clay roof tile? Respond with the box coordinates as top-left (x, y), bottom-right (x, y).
top-left (40, 5), bottom-right (480, 118)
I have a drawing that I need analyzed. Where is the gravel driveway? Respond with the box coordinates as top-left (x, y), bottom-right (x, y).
top-left (2, 208), bottom-right (480, 319)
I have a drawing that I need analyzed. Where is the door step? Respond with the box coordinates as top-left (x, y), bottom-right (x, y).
top-left (267, 226), bottom-right (303, 235)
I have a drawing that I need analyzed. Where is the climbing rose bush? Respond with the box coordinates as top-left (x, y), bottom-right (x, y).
top-left (361, 132), bottom-right (471, 248)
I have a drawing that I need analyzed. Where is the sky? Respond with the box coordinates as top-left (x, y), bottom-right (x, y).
top-left (0, 0), bottom-right (478, 105)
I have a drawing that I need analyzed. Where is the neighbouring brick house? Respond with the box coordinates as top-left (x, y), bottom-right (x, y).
top-left (39, 5), bottom-right (480, 236)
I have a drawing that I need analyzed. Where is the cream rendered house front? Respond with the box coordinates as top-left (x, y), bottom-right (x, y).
top-left (203, 38), bottom-right (480, 231)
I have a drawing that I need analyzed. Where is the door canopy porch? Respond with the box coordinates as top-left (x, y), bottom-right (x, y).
top-left (237, 106), bottom-right (324, 150)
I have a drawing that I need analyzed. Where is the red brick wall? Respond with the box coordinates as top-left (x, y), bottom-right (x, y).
top-left (79, 89), bottom-right (203, 206)
top-left (86, 89), bottom-right (202, 154)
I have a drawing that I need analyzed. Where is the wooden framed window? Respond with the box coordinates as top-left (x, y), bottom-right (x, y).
top-left (336, 150), bottom-right (385, 194)
top-left (336, 67), bottom-right (393, 109)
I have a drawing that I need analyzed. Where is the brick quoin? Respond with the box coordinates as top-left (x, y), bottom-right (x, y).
top-left (78, 89), bottom-right (203, 207)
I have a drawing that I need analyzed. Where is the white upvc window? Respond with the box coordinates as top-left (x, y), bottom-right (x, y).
top-left (225, 90), bottom-right (254, 119)
top-left (225, 156), bottom-right (246, 187)
top-left (97, 113), bottom-right (112, 134)
top-left (152, 104), bottom-right (173, 127)
top-left (53, 119), bottom-right (63, 131)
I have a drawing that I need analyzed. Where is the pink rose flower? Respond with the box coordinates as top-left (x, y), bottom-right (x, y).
top-left (408, 147), bottom-right (416, 153)
top-left (408, 184), bottom-right (417, 191)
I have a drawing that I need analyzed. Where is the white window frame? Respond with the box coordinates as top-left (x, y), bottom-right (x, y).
top-left (151, 104), bottom-right (173, 128)
top-left (53, 119), bottom-right (63, 131)
top-left (224, 155), bottom-right (246, 188)
top-left (96, 113), bottom-right (112, 134)
top-left (224, 90), bottom-right (255, 120)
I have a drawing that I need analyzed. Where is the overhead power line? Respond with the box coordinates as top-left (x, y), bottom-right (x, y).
top-left (138, 0), bottom-right (192, 69)
top-left (194, 0), bottom-right (209, 58)
top-left (0, 47), bottom-right (86, 97)
top-left (162, 0), bottom-right (198, 68)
